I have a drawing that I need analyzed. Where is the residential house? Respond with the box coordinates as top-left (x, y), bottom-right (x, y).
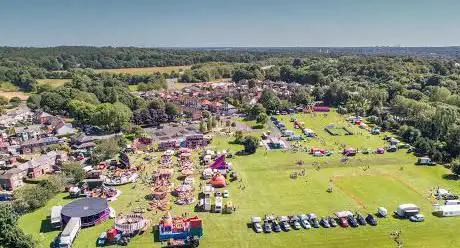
top-left (33, 111), bottom-right (54, 125)
top-left (0, 151), bottom-right (67, 190)
top-left (184, 134), bottom-right (209, 149)
top-left (158, 140), bottom-right (180, 151)
top-left (21, 137), bottom-right (62, 154)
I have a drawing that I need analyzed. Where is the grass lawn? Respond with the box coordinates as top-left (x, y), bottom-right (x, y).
top-left (0, 90), bottom-right (29, 100)
top-left (19, 113), bottom-right (460, 248)
top-left (36, 79), bottom-right (71, 88)
top-left (275, 112), bottom-right (393, 151)
top-left (93, 66), bottom-right (191, 75)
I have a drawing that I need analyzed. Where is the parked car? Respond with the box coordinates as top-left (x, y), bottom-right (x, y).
top-left (356, 213), bottom-right (367, 226)
top-left (223, 190), bottom-right (229, 198)
top-left (289, 216), bottom-right (301, 230)
top-left (297, 214), bottom-right (311, 229)
top-left (279, 216), bottom-right (291, 231)
top-left (338, 217), bottom-right (349, 227)
top-left (263, 220), bottom-right (272, 233)
top-left (251, 217), bottom-right (263, 233)
top-left (320, 217), bottom-right (330, 228)
top-left (377, 207), bottom-right (388, 217)
top-left (307, 213), bottom-right (320, 228)
top-left (366, 214), bottom-right (378, 226)
top-left (409, 214), bottom-right (425, 222)
top-left (272, 220), bottom-right (281, 232)
top-left (347, 215), bottom-right (359, 227)
top-left (328, 217), bottom-right (338, 227)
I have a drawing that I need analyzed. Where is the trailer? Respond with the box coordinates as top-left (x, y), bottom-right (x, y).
top-left (433, 204), bottom-right (460, 217)
top-left (51, 206), bottom-right (63, 229)
top-left (395, 204), bottom-right (420, 218)
top-left (59, 217), bottom-right (81, 248)
top-left (214, 196), bottom-right (223, 213)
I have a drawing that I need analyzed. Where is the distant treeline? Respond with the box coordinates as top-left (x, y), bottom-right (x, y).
top-left (0, 46), bottom-right (274, 70)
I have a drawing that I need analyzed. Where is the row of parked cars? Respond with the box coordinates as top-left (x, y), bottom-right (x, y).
top-left (251, 211), bottom-right (379, 233)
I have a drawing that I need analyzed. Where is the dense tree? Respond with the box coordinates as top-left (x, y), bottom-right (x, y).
top-left (0, 96), bottom-right (8, 106)
top-left (0, 203), bottom-right (35, 248)
top-left (92, 138), bottom-right (122, 164)
top-left (61, 161), bottom-right (86, 183)
top-left (243, 136), bottom-right (259, 154)
top-left (259, 89), bottom-right (281, 111)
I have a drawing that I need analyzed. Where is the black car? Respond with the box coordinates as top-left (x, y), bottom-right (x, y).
top-left (328, 217), bottom-right (338, 227)
top-left (347, 215), bottom-right (359, 227)
top-left (320, 217), bottom-right (330, 228)
top-left (356, 214), bottom-right (367, 226)
top-left (263, 221), bottom-right (272, 233)
top-left (272, 221), bottom-right (281, 232)
top-left (365, 214), bottom-right (378, 226)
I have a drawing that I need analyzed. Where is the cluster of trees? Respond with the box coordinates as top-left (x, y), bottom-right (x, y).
top-left (234, 131), bottom-right (260, 154)
top-left (91, 137), bottom-right (123, 165)
top-left (180, 63), bottom-right (233, 83)
top-left (199, 112), bottom-right (218, 133)
top-left (132, 98), bottom-right (180, 127)
top-left (0, 203), bottom-right (35, 248)
top-left (0, 47), bottom-right (272, 70)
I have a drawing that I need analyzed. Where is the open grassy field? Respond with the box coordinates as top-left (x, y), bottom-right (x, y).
top-left (19, 112), bottom-right (460, 248)
top-left (36, 79), bottom-right (70, 88)
top-left (93, 66), bottom-right (191, 75)
top-left (0, 90), bottom-right (29, 100)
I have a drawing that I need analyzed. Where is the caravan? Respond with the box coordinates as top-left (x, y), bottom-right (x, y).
top-left (51, 206), bottom-right (63, 229)
top-left (395, 204), bottom-right (420, 218)
top-left (433, 204), bottom-right (460, 217)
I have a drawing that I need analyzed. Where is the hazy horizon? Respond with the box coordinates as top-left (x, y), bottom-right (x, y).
top-left (1, 0), bottom-right (459, 47)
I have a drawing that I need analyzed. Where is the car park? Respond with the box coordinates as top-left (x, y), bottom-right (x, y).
top-left (328, 217), bottom-right (337, 227)
top-left (289, 216), bottom-right (301, 230)
top-left (320, 217), bottom-right (330, 228)
top-left (356, 213), bottom-right (367, 226)
top-left (347, 215), bottom-right (359, 227)
top-left (338, 217), bottom-right (349, 227)
top-left (297, 214), bottom-right (311, 229)
top-left (251, 217), bottom-right (263, 233)
top-left (279, 216), bottom-right (291, 231)
top-left (307, 213), bottom-right (320, 228)
top-left (377, 207), bottom-right (388, 217)
top-left (263, 220), bottom-right (272, 233)
top-left (366, 214), bottom-right (378, 226)
top-left (409, 214), bottom-right (425, 222)
top-left (272, 220), bottom-right (281, 232)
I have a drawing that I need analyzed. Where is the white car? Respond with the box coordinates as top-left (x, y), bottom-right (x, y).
top-left (409, 214), bottom-right (425, 222)
top-left (223, 190), bottom-right (229, 198)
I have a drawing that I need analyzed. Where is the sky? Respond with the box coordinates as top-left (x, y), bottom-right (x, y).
top-left (0, 0), bottom-right (459, 47)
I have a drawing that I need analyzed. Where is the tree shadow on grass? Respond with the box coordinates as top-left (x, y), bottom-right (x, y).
top-left (442, 174), bottom-right (459, 181)
top-left (40, 217), bottom-right (54, 233)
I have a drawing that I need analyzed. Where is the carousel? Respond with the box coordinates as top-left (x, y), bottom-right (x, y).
top-left (115, 213), bottom-right (150, 235)
top-left (84, 185), bottom-right (121, 201)
top-left (104, 170), bottom-right (139, 186)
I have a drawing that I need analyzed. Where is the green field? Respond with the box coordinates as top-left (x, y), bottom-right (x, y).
top-left (37, 79), bottom-right (71, 87)
top-left (19, 112), bottom-right (460, 248)
top-left (93, 66), bottom-right (191, 75)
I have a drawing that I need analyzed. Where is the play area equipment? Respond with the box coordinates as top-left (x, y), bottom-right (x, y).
top-left (210, 172), bottom-right (226, 188)
top-left (209, 155), bottom-right (229, 170)
top-left (61, 198), bottom-right (110, 227)
top-left (115, 214), bottom-right (150, 235)
top-left (158, 212), bottom-right (203, 243)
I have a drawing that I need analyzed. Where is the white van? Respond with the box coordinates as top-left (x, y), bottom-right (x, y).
top-left (214, 196), bottom-right (223, 213)
top-left (445, 200), bottom-right (460, 205)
